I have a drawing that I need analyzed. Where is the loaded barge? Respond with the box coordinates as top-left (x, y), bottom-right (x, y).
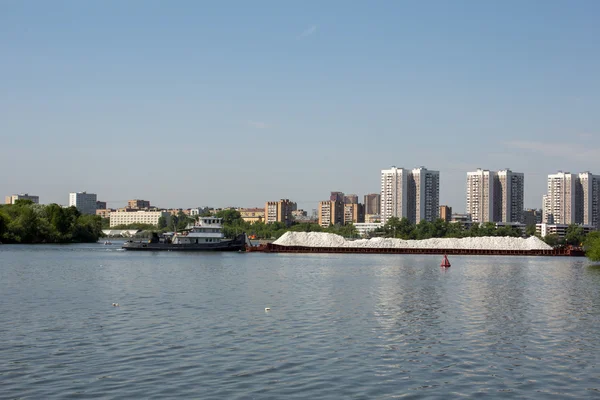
top-left (246, 243), bottom-right (585, 257)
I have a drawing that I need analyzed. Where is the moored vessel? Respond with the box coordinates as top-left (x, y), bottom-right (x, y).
top-left (122, 217), bottom-right (248, 251)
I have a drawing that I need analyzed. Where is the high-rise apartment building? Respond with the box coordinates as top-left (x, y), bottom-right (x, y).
top-left (411, 167), bottom-right (440, 223)
top-left (466, 169), bottom-right (495, 223)
top-left (380, 167), bottom-right (410, 224)
top-left (264, 199), bottom-right (296, 227)
top-left (344, 194), bottom-right (358, 204)
top-left (439, 205), bottom-right (452, 222)
top-left (543, 172), bottom-right (576, 224)
top-left (466, 168), bottom-right (524, 223)
top-left (497, 169), bottom-right (524, 223)
top-left (5, 193), bottom-right (39, 204)
top-left (380, 166), bottom-right (440, 224)
top-left (577, 172), bottom-right (599, 229)
top-left (330, 192), bottom-right (344, 202)
top-left (364, 193), bottom-right (380, 215)
top-left (543, 171), bottom-right (599, 229)
top-left (69, 192), bottom-right (98, 215)
top-left (318, 200), bottom-right (344, 228)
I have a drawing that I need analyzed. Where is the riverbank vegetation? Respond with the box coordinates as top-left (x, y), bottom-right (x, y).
top-left (0, 200), bottom-right (102, 243)
top-left (584, 232), bottom-right (600, 262)
top-left (4, 200), bottom-right (596, 253)
top-left (99, 208), bottom-right (596, 255)
top-left (105, 209), bottom-right (592, 242)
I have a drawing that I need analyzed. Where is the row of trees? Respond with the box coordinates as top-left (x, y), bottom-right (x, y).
top-left (109, 208), bottom-right (591, 246)
top-left (373, 217), bottom-right (589, 247)
top-left (374, 217), bottom-right (525, 240)
top-left (585, 232), bottom-right (600, 262)
top-left (214, 209), bottom-right (358, 239)
top-left (3, 201), bottom-right (599, 260)
top-left (212, 211), bottom-right (590, 246)
top-left (0, 200), bottom-right (103, 243)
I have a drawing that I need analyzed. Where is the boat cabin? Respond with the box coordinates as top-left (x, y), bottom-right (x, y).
top-left (171, 217), bottom-right (225, 245)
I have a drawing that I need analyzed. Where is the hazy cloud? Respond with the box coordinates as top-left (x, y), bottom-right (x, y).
top-left (505, 140), bottom-right (600, 160)
top-left (578, 133), bottom-right (594, 139)
top-left (247, 120), bottom-right (270, 129)
top-left (298, 25), bottom-right (317, 38)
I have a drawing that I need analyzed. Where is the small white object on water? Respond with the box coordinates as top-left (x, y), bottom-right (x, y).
top-left (265, 307), bottom-right (271, 312)
top-left (112, 303), bottom-right (119, 307)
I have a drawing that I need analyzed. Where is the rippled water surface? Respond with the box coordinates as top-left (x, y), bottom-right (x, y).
top-left (1, 244), bottom-right (600, 399)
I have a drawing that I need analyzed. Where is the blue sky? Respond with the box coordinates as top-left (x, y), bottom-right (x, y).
top-left (1, 1), bottom-right (599, 212)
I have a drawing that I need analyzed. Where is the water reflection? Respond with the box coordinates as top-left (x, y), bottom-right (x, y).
top-left (1, 247), bottom-right (599, 398)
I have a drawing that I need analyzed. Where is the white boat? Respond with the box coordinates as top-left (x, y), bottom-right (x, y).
top-left (122, 217), bottom-right (247, 251)
top-left (172, 217), bottom-right (226, 245)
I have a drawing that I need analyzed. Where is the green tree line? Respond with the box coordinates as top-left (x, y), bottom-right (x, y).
top-left (96, 208), bottom-right (600, 261)
top-left (112, 209), bottom-right (592, 247)
top-left (0, 200), bottom-right (102, 243)
top-left (372, 217), bottom-right (593, 246)
top-left (585, 232), bottom-right (600, 262)
top-left (214, 209), bottom-right (359, 239)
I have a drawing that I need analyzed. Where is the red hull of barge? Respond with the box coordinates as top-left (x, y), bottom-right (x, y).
top-left (246, 243), bottom-right (585, 257)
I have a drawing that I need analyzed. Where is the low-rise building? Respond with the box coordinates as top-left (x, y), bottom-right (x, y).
top-left (239, 208), bottom-right (265, 224)
top-left (354, 222), bottom-right (383, 237)
top-left (536, 223), bottom-right (595, 239)
top-left (5, 193), bottom-right (40, 204)
top-left (189, 207), bottom-right (210, 216)
top-left (451, 213), bottom-right (472, 228)
top-left (110, 210), bottom-right (170, 227)
top-left (439, 205), bottom-right (452, 222)
top-left (294, 215), bottom-right (319, 224)
top-left (128, 199), bottom-right (151, 209)
top-left (364, 214), bottom-right (381, 223)
top-left (96, 209), bottom-right (115, 219)
top-left (292, 209), bottom-right (308, 218)
top-left (495, 222), bottom-right (526, 233)
top-left (96, 201), bottom-right (107, 210)
top-left (523, 209), bottom-right (543, 226)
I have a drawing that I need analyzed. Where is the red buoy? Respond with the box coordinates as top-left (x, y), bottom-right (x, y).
top-left (440, 254), bottom-right (451, 268)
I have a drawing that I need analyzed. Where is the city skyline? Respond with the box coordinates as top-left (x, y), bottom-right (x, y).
top-left (1, 2), bottom-right (599, 210)
top-left (4, 167), bottom-right (599, 215)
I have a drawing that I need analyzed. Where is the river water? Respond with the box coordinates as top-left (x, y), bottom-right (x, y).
top-left (1, 243), bottom-right (599, 399)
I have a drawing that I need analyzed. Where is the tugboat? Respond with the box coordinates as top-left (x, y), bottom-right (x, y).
top-left (122, 217), bottom-right (248, 252)
top-left (440, 254), bottom-right (451, 268)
